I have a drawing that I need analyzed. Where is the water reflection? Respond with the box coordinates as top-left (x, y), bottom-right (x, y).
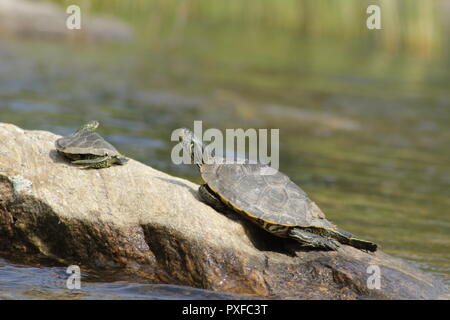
top-left (0, 258), bottom-right (253, 300)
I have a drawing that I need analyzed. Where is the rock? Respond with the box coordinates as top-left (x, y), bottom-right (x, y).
top-left (0, 122), bottom-right (448, 299)
top-left (0, 0), bottom-right (132, 42)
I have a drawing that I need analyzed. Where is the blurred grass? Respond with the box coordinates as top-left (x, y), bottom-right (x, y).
top-left (47, 0), bottom-right (446, 58)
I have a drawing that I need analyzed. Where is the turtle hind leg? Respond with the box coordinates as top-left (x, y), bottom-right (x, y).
top-left (331, 228), bottom-right (378, 252)
top-left (71, 156), bottom-right (114, 169)
top-left (289, 228), bottom-right (340, 251)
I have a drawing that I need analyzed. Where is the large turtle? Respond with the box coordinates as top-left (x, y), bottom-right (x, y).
top-left (178, 128), bottom-right (377, 251)
top-left (55, 120), bottom-right (129, 169)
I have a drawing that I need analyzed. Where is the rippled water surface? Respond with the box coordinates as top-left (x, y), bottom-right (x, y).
top-left (0, 14), bottom-right (449, 298)
top-left (0, 258), bottom-right (254, 299)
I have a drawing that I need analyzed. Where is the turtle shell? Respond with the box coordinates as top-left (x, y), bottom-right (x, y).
top-left (55, 130), bottom-right (120, 157)
top-left (201, 163), bottom-right (336, 229)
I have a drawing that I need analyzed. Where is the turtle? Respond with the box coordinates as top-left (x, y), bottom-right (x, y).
top-left (55, 120), bottom-right (129, 169)
top-left (178, 128), bottom-right (377, 252)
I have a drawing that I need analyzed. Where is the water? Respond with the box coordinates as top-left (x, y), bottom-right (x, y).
top-left (0, 12), bottom-right (449, 297)
top-left (0, 258), bottom-right (253, 299)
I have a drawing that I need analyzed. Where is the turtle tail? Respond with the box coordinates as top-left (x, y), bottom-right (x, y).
top-left (331, 228), bottom-right (378, 252)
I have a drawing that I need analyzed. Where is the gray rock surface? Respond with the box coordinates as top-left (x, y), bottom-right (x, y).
top-left (0, 122), bottom-right (448, 299)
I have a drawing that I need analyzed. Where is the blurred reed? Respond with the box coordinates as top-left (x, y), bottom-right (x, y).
top-left (48, 0), bottom-right (446, 58)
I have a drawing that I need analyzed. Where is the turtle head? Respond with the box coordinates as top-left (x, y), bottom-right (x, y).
top-left (78, 120), bottom-right (99, 132)
top-left (178, 128), bottom-right (205, 166)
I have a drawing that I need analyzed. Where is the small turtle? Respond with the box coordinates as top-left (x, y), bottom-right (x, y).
top-left (55, 120), bottom-right (129, 169)
top-left (178, 128), bottom-right (377, 252)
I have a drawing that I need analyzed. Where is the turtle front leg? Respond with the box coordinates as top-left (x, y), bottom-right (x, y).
top-left (71, 156), bottom-right (114, 169)
top-left (289, 228), bottom-right (340, 251)
top-left (198, 184), bottom-right (231, 213)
